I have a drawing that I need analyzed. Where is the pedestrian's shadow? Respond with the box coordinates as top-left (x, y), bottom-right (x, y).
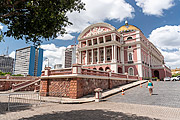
top-left (152, 94), bottom-right (158, 95)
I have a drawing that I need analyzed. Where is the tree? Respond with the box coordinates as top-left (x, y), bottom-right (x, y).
top-left (0, 0), bottom-right (85, 45)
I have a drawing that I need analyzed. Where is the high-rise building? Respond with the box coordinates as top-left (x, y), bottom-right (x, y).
top-left (0, 55), bottom-right (14, 73)
top-left (64, 45), bottom-right (76, 68)
top-left (14, 46), bottom-right (43, 76)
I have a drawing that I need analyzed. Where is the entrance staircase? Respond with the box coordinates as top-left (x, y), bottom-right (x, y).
top-left (11, 79), bottom-right (41, 92)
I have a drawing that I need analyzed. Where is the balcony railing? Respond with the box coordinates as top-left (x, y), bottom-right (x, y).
top-left (41, 66), bottom-right (139, 80)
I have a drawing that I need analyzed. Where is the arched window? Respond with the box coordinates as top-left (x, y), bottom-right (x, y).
top-left (128, 67), bottom-right (134, 76)
top-left (128, 53), bottom-right (133, 61)
top-left (127, 37), bottom-right (132, 40)
top-left (118, 67), bottom-right (122, 73)
top-left (99, 67), bottom-right (103, 71)
top-left (93, 68), bottom-right (97, 70)
top-left (105, 67), bottom-right (110, 71)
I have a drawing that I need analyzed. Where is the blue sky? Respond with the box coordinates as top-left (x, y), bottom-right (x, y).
top-left (0, 0), bottom-right (180, 69)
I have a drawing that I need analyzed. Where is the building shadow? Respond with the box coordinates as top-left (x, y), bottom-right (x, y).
top-left (19, 109), bottom-right (160, 120)
top-left (0, 102), bottom-right (32, 114)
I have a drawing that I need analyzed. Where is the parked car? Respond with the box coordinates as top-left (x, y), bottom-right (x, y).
top-left (164, 77), bottom-right (171, 81)
top-left (171, 76), bottom-right (180, 81)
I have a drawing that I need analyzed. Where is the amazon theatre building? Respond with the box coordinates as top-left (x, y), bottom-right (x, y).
top-left (77, 21), bottom-right (172, 80)
top-left (40, 21), bottom-right (172, 99)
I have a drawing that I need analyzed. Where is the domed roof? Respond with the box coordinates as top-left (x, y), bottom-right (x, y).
top-left (117, 21), bottom-right (141, 32)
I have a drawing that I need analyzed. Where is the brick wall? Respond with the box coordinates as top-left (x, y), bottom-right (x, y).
top-left (40, 77), bottom-right (133, 99)
top-left (0, 81), bottom-right (23, 91)
top-left (0, 76), bottom-right (39, 91)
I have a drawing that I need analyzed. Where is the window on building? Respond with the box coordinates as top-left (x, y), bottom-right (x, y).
top-left (105, 67), bottom-right (110, 72)
top-left (106, 48), bottom-right (112, 61)
top-left (128, 53), bottom-right (133, 61)
top-left (127, 37), bottom-right (132, 40)
top-left (128, 46), bottom-right (132, 49)
top-left (99, 37), bottom-right (103, 43)
top-left (93, 38), bottom-right (97, 45)
top-left (99, 67), bottom-right (103, 71)
top-left (116, 36), bottom-right (120, 42)
top-left (88, 51), bottom-right (92, 63)
top-left (88, 40), bottom-right (92, 46)
top-left (105, 35), bottom-right (111, 42)
top-left (128, 67), bottom-right (134, 76)
top-left (94, 50), bottom-right (98, 62)
top-left (100, 48), bottom-right (104, 62)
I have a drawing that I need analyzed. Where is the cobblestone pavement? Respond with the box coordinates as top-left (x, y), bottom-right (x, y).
top-left (0, 101), bottom-right (180, 120)
top-left (1, 81), bottom-right (180, 120)
top-left (106, 81), bottom-right (180, 108)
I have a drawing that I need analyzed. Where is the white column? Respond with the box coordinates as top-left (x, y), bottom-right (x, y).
top-left (103, 36), bottom-right (106, 43)
top-left (111, 45), bottom-right (114, 62)
top-left (136, 31), bottom-right (140, 41)
top-left (137, 44), bottom-right (143, 77)
top-left (111, 33), bottom-right (116, 41)
top-left (85, 50), bottom-right (88, 65)
top-left (114, 33), bottom-right (116, 41)
top-left (97, 37), bottom-right (100, 44)
top-left (80, 42), bottom-right (82, 48)
top-left (97, 48), bottom-right (99, 63)
top-left (91, 49), bottom-right (93, 64)
top-left (103, 47), bottom-right (106, 63)
top-left (91, 39), bottom-right (94, 46)
top-left (114, 45), bottom-right (117, 62)
top-left (86, 40), bottom-right (88, 46)
top-left (121, 47), bottom-right (125, 73)
top-left (79, 51), bottom-right (82, 64)
top-left (118, 47), bottom-right (121, 62)
top-left (111, 34), bottom-right (113, 41)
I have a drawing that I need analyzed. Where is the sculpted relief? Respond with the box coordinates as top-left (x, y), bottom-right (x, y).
top-left (82, 27), bottom-right (111, 38)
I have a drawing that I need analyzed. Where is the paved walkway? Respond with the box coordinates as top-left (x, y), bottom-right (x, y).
top-left (106, 81), bottom-right (180, 108)
top-left (1, 101), bottom-right (180, 120)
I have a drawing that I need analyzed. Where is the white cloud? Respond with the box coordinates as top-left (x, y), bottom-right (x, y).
top-left (135, 0), bottom-right (175, 16)
top-left (149, 25), bottom-right (180, 50)
top-left (159, 49), bottom-right (180, 69)
top-left (65, 0), bottom-right (135, 34)
top-left (41, 44), bottom-right (66, 69)
top-left (0, 24), bottom-right (3, 30)
top-left (9, 51), bottom-right (15, 59)
top-left (149, 25), bottom-right (180, 69)
top-left (56, 33), bottom-right (75, 40)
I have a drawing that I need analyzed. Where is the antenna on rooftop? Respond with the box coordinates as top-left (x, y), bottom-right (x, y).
top-left (6, 46), bottom-right (9, 56)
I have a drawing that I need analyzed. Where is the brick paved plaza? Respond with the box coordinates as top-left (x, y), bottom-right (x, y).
top-left (106, 81), bottom-right (180, 108)
top-left (0, 81), bottom-right (180, 120)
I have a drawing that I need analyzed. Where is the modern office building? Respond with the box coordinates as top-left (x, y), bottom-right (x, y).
top-left (14, 46), bottom-right (43, 76)
top-left (64, 45), bottom-right (76, 68)
top-left (76, 22), bottom-right (172, 80)
top-left (0, 55), bottom-right (14, 73)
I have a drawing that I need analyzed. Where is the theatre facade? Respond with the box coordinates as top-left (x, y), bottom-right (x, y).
top-left (77, 22), bottom-right (171, 80)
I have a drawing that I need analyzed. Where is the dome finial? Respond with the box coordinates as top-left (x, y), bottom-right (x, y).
top-left (125, 20), bottom-right (128, 25)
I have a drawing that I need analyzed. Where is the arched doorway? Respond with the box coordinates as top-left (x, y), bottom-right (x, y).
top-left (99, 67), bottom-right (103, 71)
top-left (154, 70), bottom-right (159, 79)
top-left (118, 67), bottom-right (122, 73)
top-left (105, 67), bottom-right (110, 71)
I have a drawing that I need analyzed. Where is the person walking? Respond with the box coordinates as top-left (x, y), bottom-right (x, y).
top-left (146, 80), bottom-right (154, 95)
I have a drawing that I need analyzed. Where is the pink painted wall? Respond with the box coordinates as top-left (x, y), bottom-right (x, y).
top-left (125, 65), bottom-right (138, 76)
